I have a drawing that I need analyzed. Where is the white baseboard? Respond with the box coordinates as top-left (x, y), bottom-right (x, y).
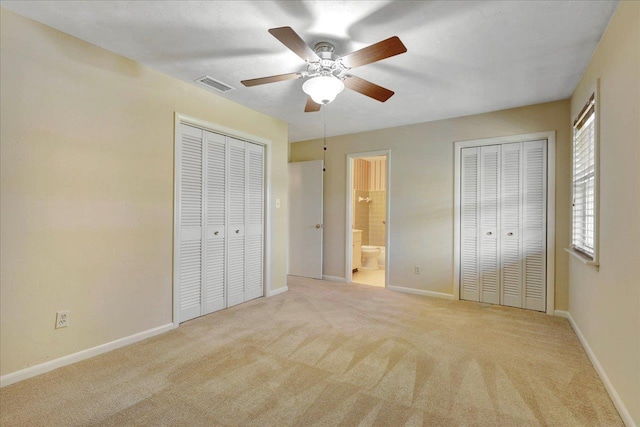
top-left (0, 323), bottom-right (176, 388)
top-left (388, 285), bottom-right (455, 300)
top-left (267, 286), bottom-right (288, 297)
top-left (322, 275), bottom-right (346, 283)
top-left (555, 310), bottom-right (635, 427)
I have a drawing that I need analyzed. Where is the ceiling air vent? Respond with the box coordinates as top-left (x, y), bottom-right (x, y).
top-left (195, 76), bottom-right (235, 93)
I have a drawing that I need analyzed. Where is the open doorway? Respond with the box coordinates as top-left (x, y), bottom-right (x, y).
top-left (345, 150), bottom-right (390, 287)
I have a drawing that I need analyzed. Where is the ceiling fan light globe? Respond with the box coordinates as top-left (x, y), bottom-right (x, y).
top-left (302, 76), bottom-right (344, 105)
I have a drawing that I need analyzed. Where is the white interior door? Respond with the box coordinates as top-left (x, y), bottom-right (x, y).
top-left (176, 124), bottom-right (267, 322)
top-left (245, 142), bottom-right (264, 302)
top-left (178, 124), bottom-right (204, 322)
top-left (459, 139), bottom-right (547, 311)
top-left (203, 131), bottom-right (226, 315)
top-left (288, 160), bottom-right (323, 279)
top-left (500, 142), bottom-right (523, 308)
top-left (460, 147), bottom-right (480, 301)
top-left (227, 137), bottom-right (246, 307)
top-left (522, 140), bottom-right (547, 311)
top-left (479, 145), bottom-right (501, 305)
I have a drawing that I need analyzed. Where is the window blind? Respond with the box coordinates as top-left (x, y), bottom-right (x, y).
top-left (572, 94), bottom-right (596, 258)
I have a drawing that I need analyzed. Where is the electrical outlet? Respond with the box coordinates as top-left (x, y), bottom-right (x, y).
top-left (414, 266), bottom-right (420, 275)
top-left (56, 311), bottom-right (69, 329)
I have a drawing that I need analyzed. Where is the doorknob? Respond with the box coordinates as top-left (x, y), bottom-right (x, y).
top-left (486, 231), bottom-right (492, 235)
top-left (214, 231), bottom-right (219, 236)
top-left (315, 224), bottom-right (322, 229)
top-left (507, 232), bottom-right (513, 236)
top-left (235, 230), bottom-right (240, 234)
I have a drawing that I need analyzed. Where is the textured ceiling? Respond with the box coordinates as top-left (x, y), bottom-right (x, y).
top-left (2, 1), bottom-right (618, 142)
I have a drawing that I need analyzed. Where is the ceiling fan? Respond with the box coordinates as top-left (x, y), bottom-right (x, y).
top-left (241, 27), bottom-right (407, 112)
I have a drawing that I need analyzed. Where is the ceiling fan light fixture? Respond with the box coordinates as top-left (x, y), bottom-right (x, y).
top-left (302, 76), bottom-right (344, 105)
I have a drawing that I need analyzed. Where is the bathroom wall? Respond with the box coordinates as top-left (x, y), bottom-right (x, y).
top-left (353, 157), bottom-right (387, 246)
top-left (353, 159), bottom-right (371, 191)
top-left (353, 159), bottom-right (370, 244)
top-left (354, 189), bottom-right (370, 244)
top-left (368, 157), bottom-right (386, 246)
top-left (369, 158), bottom-right (386, 191)
top-left (369, 191), bottom-right (386, 246)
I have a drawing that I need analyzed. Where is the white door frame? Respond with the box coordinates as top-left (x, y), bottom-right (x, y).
top-left (453, 131), bottom-right (556, 315)
top-left (173, 112), bottom-right (272, 327)
top-left (345, 150), bottom-right (391, 286)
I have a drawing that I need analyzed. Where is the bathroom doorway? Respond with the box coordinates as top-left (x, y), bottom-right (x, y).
top-left (345, 150), bottom-right (390, 288)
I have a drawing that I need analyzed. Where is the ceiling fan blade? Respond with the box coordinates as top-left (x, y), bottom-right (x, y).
top-left (339, 36), bottom-right (407, 69)
top-left (268, 26), bottom-right (320, 62)
top-left (304, 96), bottom-right (322, 112)
top-left (344, 75), bottom-right (395, 102)
top-left (241, 72), bottom-right (302, 87)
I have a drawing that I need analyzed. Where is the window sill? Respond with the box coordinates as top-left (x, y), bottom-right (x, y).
top-left (564, 248), bottom-right (599, 270)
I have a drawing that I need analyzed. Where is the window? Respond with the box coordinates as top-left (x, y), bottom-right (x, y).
top-left (571, 93), bottom-right (598, 261)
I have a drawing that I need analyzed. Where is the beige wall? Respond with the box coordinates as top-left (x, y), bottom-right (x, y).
top-left (568, 2), bottom-right (640, 424)
top-left (0, 9), bottom-right (288, 376)
top-left (291, 100), bottom-right (571, 307)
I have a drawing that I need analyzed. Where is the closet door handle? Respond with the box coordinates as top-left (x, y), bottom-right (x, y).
top-left (235, 230), bottom-right (240, 234)
top-left (486, 232), bottom-right (492, 236)
top-left (214, 231), bottom-right (219, 236)
top-left (507, 232), bottom-right (513, 236)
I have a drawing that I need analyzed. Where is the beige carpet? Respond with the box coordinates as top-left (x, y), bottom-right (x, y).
top-left (0, 276), bottom-right (622, 426)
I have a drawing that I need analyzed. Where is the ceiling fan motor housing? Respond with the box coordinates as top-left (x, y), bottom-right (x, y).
top-left (307, 41), bottom-right (349, 80)
top-left (314, 42), bottom-right (335, 59)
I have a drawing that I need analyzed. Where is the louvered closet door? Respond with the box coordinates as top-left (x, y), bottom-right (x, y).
top-left (500, 143), bottom-right (524, 308)
top-left (178, 124), bottom-right (204, 322)
top-left (227, 138), bottom-right (246, 307)
top-left (203, 131), bottom-right (226, 314)
top-left (459, 139), bottom-right (547, 311)
top-left (460, 148), bottom-right (480, 301)
top-left (522, 140), bottom-right (547, 311)
top-left (479, 145), bottom-right (500, 305)
top-left (245, 143), bottom-right (264, 302)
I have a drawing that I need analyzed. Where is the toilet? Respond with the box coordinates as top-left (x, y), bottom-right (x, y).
top-left (361, 245), bottom-right (381, 270)
top-left (378, 247), bottom-right (386, 269)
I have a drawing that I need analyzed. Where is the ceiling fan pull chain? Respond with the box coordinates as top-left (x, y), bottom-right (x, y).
top-left (323, 106), bottom-right (327, 172)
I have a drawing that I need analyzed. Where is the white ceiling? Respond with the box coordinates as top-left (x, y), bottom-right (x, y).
top-left (2, 1), bottom-right (618, 142)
